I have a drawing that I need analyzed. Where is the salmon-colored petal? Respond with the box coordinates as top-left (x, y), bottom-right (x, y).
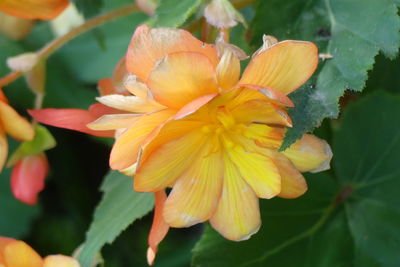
top-left (98, 78), bottom-right (127, 96)
top-left (210, 158), bottom-right (260, 241)
top-left (239, 84), bottom-right (294, 107)
top-left (0, 101), bottom-right (34, 141)
top-left (96, 94), bottom-right (166, 113)
top-left (87, 114), bottom-right (142, 131)
top-left (0, 237), bottom-right (13, 264)
top-left (216, 49), bottom-right (240, 91)
top-left (270, 152), bottom-right (307, 199)
top-left (88, 103), bottom-right (122, 117)
top-left (28, 109), bottom-right (114, 138)
top-left (174, 93), bottom-right (217, 120)
top-left (4, 240), bottom-right (43, 267)
top-left (163, 144), bottom-right (223, 227)
top-left (282, 134), bottom-right (333, 173)
top-left (43, 255), bottom-right (80, 267)
top-left (0, 89), bottom-right (8, 103)
top-left (11, 153), bottom-right (48, 205)
top-left (135, 131), bottom-right (207, 192)
top-left (147, 191), bottom-right (169, 266)
top-left (0, 0), bottom-right (68, 20)
top-left (232, 99), bottom-right (292, 127)
top-left (110, 109), bottom-right (175, 170)
top-left (0, 129), bottom-right (7, 173)
top-left (240, 41), bottom-right (318, 95)
top-left (228, 145), bottom-right (281, 199)
top-left (126, 25), bottom-right (218, 82)
top-left (111, 58), bottom-right (128, 94)
top-left (147, 52), bottom-right (218, 109)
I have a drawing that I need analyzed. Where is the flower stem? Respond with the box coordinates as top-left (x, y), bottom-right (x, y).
top-left (0, 4), bottom-right (139, 88)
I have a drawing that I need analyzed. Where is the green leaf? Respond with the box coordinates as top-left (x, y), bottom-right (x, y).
top-left (192, 92), bottom-right (400, 266)
top-left (7, 125), bottom-right (56, 167)
top-left (73, 0), bottom-right (104, 18)
top-left (251, 0), bottom-right (400, 149)
top-left (151, 0), bottom-right (202, 27)
top-left (78, 170), bottom-right (154, 267)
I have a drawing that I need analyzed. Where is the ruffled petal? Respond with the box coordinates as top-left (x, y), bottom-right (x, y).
top-left (147, 52), bottom-right (218, 109)
top-left (126, 25), bottom-right (218, 82)
top-left (210, 158), bottom-right (260, 241)
top-left (0, 0), bottom-right (68, 20)
top-left (3, 240), bottom-right (43, 267)
top-left (240, 41), bottom-right (318, 95)
top-left (96, 94), bottom-right (166, 113)
top-left (243, 124), bottom-right (285, 150)
top-left (110, 109), bottom-right (175, 170)
top-left (43, 255), bottom-right (80, 267)
top-left (282, 134), bottom-right (333, 173)
top-left (28, 108), bottom-right (114, 138)
top-left (147, 191), bottom-right (169, 266)
top-left (135, 131), bottom-right (207, 192)
top-left (216, 49), bottom-right (240, 91)
top-left (0, 101), bottom-right (34, 141)
top-left (163, 144), bottom-right (223, 227)
top-left (228, 145), bottom-right (281, 199)
top-left (87, 114), bottom-right (142, 131)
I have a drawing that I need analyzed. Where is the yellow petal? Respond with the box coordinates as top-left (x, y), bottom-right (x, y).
top-left (282, 134), bottom-right (332, 173)
top-left (135, 131), bottom-right (208, 192)
top-left (228, 145), bottom-right (281, 199)
top-left (123, 74), bottom-right (149, 99)
top-left (242, 124), bottom-right (285, 150)
top-left (216, 49), bottom-right (240, 91)
top-left (240, 41), bottom-right (318, 95)
top-left (270, 151), bottom-right (307, 199)
top-left (110, 109), bottom-right (175, 170)
top-left (210, 158), bottom-right (260, 241)
top-left (0, 0), bottom-right (68, 20)
top-left (0, 129), bottom-right (7, 173)
top-left (4, 240), bottom-right (43, 267)
top-left (43, 255), bottom-right (80, 267)
top-left (147, 52), bottom-right (218, 109)
top-left (96, 94), bottom-right (166, 113)
top-left (0, 101), bottom-right (34, 141)
top-left (232, 99), bottom-right (292, 127)
top-left (126, 25), bottom-right (218, 82)
top-left (163, 144), bottom-right (223, 227)
top-left (87, 114), bottom-right (142, 131)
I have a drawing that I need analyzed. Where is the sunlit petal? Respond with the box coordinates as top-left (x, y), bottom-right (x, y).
top-left (0, 101), bottom-right (34, 141)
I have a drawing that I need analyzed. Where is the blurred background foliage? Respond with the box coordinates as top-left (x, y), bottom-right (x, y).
top-left (1, 0), bottom-right (400, 266)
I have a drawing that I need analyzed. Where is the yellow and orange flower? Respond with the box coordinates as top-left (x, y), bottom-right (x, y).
top-left (0, 89), bottom-right (34, 172)
top-left (31, 24), bottom-right (332, 255)
top-left (0, 236), bottom-right (79, 266)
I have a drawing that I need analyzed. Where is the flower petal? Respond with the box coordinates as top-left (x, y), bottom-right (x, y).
top-left (210, 158), bottom-right (260, 241)
top-left (3, 240), bottom-right (43, 267)
top-left (0, 130), bottom-right (7, 173)
top-left (98, 78), bottom-right (124, 96)
top-left (110, 109), bottom-right (175, 170)
top-left (11, 153), bottom-right (48, 205)
top-left (228, 145), bottom-right (281, 199)
top-left (174, 93), bottom-right (217, 120)
top-left (163, 145), bottom-right (223, 227)
top-left (147, 191), bottom-right (169, 266)
top-left (0, 0), bottom-right (68, 20)
top-left (147, 52), bottom-right (218, 109)
top-left (240, 41), bottom-right (318, 95)
top-left (243, 124), bottom-right (285, 150)
top-left (28, 108), bottom-right (114, 138)
top-left (282, 134), bottom-right (333, 173)
top-left (239, 84), bottom-right (294, 107)
top-left (0, 101), bottom-right (34, 141)
top-left (96, 94), bottom-right (166, 113)
top-left (216, 49), bottom-right (240, 91)
top-left (126, 25), bottom-right (218, 82)
top-left (270, 152), bottom-right (307, 199)
top-left (123, 74), bottom-right (149, 99)
top-left (232, 99), bottom-right (292, 127)
top-left (87, 114), bottom-right (141, 131)
top-left (43, 255), bottom-right (80, 267)
top-left (135, 131), bottom-right (207, 192)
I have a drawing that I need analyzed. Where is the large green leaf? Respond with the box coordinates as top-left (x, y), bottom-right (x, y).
top-left (251, 0), bottom-right (400, 149)
top-left (78, 170), bottom-right (154, 267)
top-left (192, 92), bottom-right (400, 266)
top-left (151, 0), bottom-right (202, 27)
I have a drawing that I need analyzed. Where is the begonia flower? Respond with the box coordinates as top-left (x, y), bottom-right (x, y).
top-left (0, 236), bottom-right (80, 266)
top-left (31, 24), bottom-right (332, 252)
